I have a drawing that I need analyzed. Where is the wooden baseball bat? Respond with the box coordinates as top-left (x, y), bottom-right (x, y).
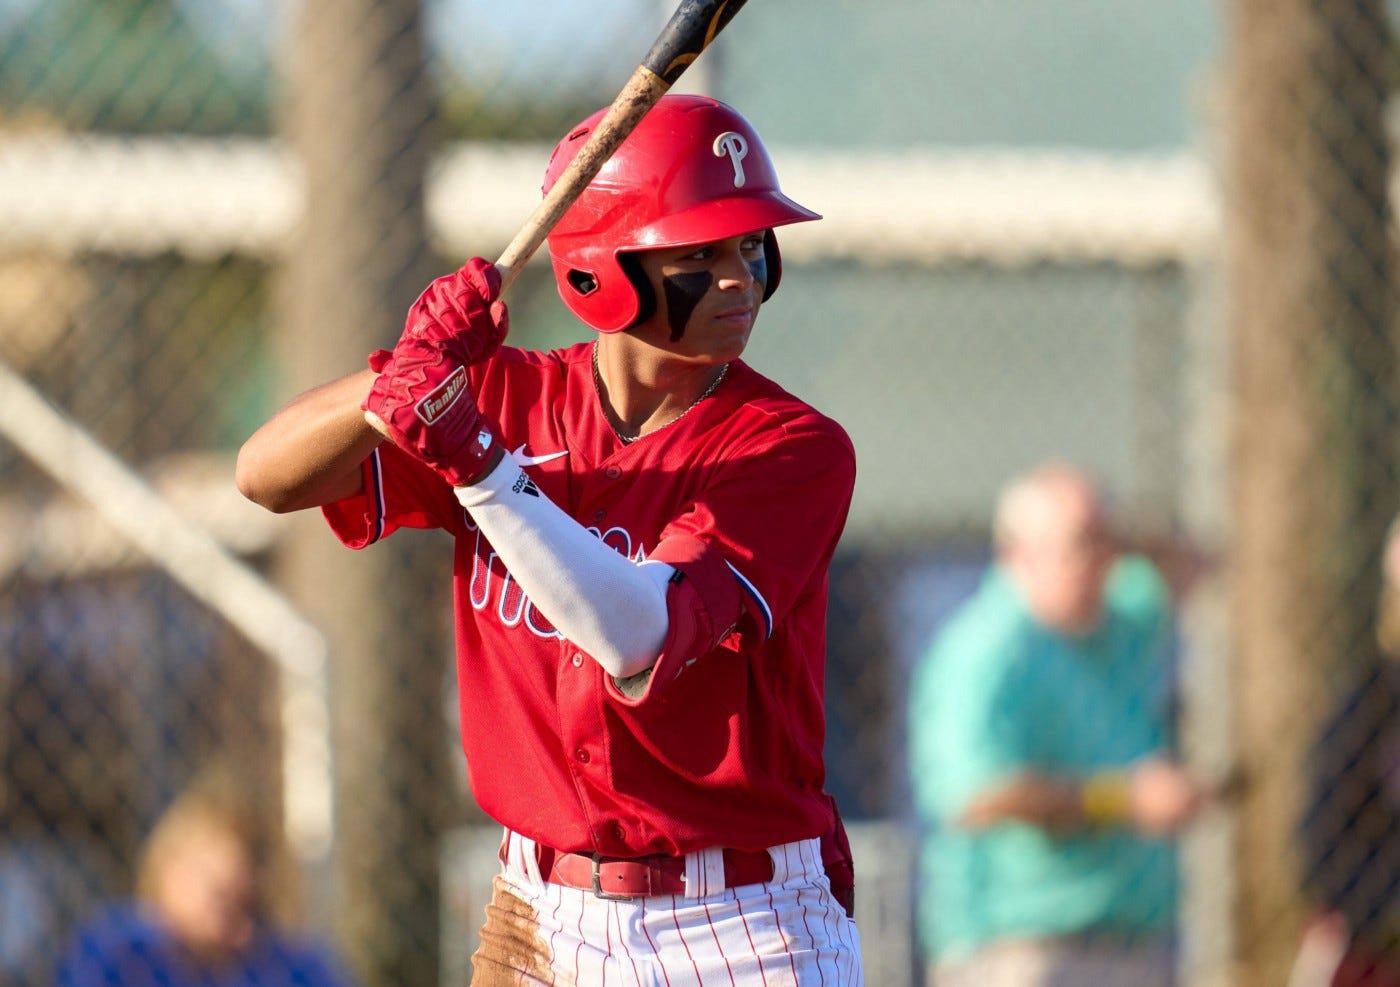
top-left (493, 0), bottom-right (750, 291)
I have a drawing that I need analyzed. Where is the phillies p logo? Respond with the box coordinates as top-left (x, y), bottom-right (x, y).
top-left (713, 132), bottom-right (749, 188)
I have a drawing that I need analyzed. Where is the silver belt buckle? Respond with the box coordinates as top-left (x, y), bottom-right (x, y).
top-left (590, 852), bottom-right (637, 902)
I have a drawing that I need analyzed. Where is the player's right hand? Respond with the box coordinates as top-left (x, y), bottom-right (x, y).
top-left (362, 337), bottom-right (505, 487)
top-left (397, 257), bottom-right (510, 367)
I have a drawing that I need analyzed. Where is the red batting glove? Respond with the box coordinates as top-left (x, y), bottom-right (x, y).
top-left (401, 257), bottom-right (509, 365)
top-left (363, 339), bottom-right (505, 487)
top-left (362, 258), bottom-right (511, 486)
top-left (365, 256), bottom-right (509, 384)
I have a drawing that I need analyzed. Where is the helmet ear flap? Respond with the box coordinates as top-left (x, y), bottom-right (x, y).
top-left (761, 229), bottom-right (783, 302)
top-left (617, 253), bottom-right (657, 330)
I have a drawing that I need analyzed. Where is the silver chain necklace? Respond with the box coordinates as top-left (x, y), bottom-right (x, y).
top-left (591, 342), bottom-right (729, 445)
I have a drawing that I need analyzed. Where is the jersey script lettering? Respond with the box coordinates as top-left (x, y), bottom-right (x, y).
top-left (465, 514), bottom-right (650, 640)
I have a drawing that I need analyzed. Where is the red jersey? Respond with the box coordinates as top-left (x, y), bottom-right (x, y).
top-left (323, 341), bottom-right (856, 857)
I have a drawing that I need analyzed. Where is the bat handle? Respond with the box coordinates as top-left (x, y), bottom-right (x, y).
top-left (493, 68), bottom-right (669, 293)
top-left (492, 0), bottom-right (747, 294)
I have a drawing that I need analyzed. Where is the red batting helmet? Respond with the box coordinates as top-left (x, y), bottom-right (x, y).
top-left (543, 94), bottom-right (821, 333)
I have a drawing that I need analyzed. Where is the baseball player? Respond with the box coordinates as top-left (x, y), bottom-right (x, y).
top-left (236, 94), bottom-right (864, 985)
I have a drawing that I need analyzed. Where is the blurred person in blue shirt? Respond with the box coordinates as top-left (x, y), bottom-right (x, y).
top-left (908, 462), bottom-right (1203, 987)
top-left (54, 771), bottom-right (353, 987)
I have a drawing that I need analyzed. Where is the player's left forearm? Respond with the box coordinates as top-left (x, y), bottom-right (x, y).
top-left (455, 456), bottom-right (671, 677)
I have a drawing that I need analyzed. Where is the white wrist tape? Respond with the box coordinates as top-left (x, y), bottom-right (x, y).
top-left (455, 459), bottom-right (671, 678)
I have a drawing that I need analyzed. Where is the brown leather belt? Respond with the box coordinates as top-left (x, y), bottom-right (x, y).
top-left (538, 845), bottom-right (774, 901)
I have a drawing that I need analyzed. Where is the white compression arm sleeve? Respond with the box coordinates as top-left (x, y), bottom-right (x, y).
top-left (454, 457), bottom-right (673, 678)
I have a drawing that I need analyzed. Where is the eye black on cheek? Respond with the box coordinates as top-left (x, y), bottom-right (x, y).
top-left (747, 255), bottom-right (768, 293)
top-left (661, 272), bottom-right (713, 342)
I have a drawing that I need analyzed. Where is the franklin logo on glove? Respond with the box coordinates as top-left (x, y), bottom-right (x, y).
top-left (416, 366), bottom-right (469, 425)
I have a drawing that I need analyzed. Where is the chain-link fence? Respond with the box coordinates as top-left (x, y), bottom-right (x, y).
top-left (0, 1), bottom-right (1396, 985)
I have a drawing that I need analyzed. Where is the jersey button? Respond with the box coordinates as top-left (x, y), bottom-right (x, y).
top-left (571, 653), bottom-right (583, 668)
top-left (612, 823), bottom-right (626, 842)
top-left (574, 748), bottom-right (590, 764)
top-left (604, 466), bottom-right (622, 479)
top-left (592, 509), bottom-right (607, 522)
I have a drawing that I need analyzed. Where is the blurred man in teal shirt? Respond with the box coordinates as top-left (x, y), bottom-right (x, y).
top-left (909, 463), bottom-right (1202, 987)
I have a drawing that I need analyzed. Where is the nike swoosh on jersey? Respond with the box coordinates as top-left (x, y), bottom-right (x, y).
top-left (511, 445), bottom-right (569, 467)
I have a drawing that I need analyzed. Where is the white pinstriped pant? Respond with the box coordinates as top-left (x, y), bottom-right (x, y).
top-left (471, 829), bottom-right (865, 986)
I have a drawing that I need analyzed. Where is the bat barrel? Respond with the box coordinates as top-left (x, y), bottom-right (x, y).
top-left (643, 0), bottom-right (748, 85)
